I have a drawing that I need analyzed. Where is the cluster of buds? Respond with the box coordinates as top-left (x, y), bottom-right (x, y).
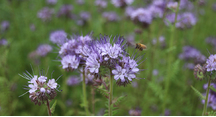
top-left (20, 72), bottom-right (59, 105)
top-left (193, 64), bottom-right (206, 81)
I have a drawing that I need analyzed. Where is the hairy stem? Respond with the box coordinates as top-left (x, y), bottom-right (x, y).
top-left (109, 68), bottom-right (114, 116)
top-left (202, 78), bottom-right (211, 116)
top-left (82, 67), bottom-right (89, 116)
top-left (162, 1), bottom-right (180, 115)
top-left (46, 100), bottom-right (52, 116)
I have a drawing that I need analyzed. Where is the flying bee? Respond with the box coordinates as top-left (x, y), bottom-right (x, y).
top-left (135, 43), bottom-right (147, 51)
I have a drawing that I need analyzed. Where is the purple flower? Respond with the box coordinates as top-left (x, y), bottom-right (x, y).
top-left (129, 108), bottom-right (142, 116)
top-left (112, 65), bottom-right (127, 82)
top-left (67, 76), bottom-right (81, 86)
top-left (202, 83), bottom-right (216, 110)
top-left (130, 8), bottom-right (152, 24)
top-left (46, 0), bottom-right (57, 5)
top-left (36, 44), bottom-right (53, 57)
top-left (1, 21), bottom-right (10, 31)
top-left (111, 0), bottom-right (134, 8)
top-left (125, 6), bottom-right (135, 17)
top-left (205, 54), bottom-right (216, 72)
top-left (50, 30), bottom-right (67, 45)
top-left (76, 0), bottom-right (84, 5)
top-left (0, 39), bottom-right (8, 46)
top-left (37, 7), bottom-right (54, 21)
top-left (61, 55), bottom-right (80, 70)
top-left (102, 12), bottom-right (119, 22)
top-left (80, 11), bottom-right (91, 21)
top-left (95, 0), bottom-right (107, 8)
top-left (148, 5), bottom-right (164, 18)
top-left (86, 54), bottom-right (100, 73)
top-left (47, 79), bottom-right (58, 89)
top-left (57, 5), bottom-right (73, 18)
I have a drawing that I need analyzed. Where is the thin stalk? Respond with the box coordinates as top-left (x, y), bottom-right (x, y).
top-left (82, 67), bottom-right (90, 116)
top-left (46, 100), bottom-right (52, 116)
top-left (202, 77), bottom-right (211, 116)
top-left (162, 1), bottom-right (180, 115)
top-left (91, 85), bottom-right (95, 115)
top-left (109, 68), bottom-right (114, 116)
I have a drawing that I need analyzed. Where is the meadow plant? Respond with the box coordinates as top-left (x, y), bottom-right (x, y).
top-left (19, 69), bottom-right (60, 116)
top-left (37, 7), bottom-right (54, 22)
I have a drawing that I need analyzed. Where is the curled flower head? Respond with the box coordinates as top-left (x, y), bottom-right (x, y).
top-left (19, 69), bottom-right (60, 105)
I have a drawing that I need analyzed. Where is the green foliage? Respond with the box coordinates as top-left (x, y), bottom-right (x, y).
top-left (96, 87), bottom-right (109, 99)
top-left (210, 86), bottom-right (216, 93)
top-left (207, 111), bottom-right (216, 116)
top-left (148, 82), bottom-right (164, 101)
top-left (191, 85), bottom-right (205, 100)
top-left (50, 100), bottom-right (57, 114)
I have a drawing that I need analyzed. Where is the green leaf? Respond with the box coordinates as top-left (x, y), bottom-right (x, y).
top-left (50, 100), bottom-right (57, 114)
top-left (96, 88), bottom-right (109, 98)
top-left (148, 82), bottom-right (164, 101)
top-left (112, 95), bottom-right (127, 106)
top-left (209, 86), bottom-right (216, 93)
top-left (191, 85), bottom-right (205, 100)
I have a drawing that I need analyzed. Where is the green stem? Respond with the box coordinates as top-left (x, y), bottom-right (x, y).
top-left (202, 78), bottom-right (211, 116)
top-left (91, 85), bottom-right (95, 115)
top-left (82, 67), bottom-right (89, 116)
top-left (46, 99), bottom-right (52, 116)
top-left (109, 68), bottom-right (114, 116)
top-left (162, 1), bottom-right (180, 115)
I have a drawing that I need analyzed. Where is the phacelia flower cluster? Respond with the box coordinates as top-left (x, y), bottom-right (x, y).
top-left (1, 21), bottom-right (10, 32)
top-left (36, 44), bottom-right (53, 57)
top-left (55, 33), bottom-right (142, 86)
top-left (205, 54), bottom-right (216, 72)
top-left (20, 71), bottom-right (59, 105)
top-left (95, 0), bottom-right (107, 8)
top-left (49, 30), bottom-right (68, 45)
top-left (102, 12), bottom-right (119, 22)
top-left (202, 83), bottom-right (216, 110)
top-left (57, 4), bottom-right (74, 18)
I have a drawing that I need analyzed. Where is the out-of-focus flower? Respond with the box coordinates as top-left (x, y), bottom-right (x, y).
top-left (152, 69), bottom-right (158, 76)
top-left (179, 46), bottom-right (206, 65)
top-left (0, 39), bottom-right (8, 46)
top-left (19, 70), bottom-right (59, 105)
top-left (125, 34), bottom-right (135, 46)
top-left (57, 5), bottom-right (73, 18)
top-left (46, 0), bottom-right (57, 5)
top-left (76, 0), bottom-right (84, 5)
top-left (30, 24), bottom-right (36, 31)
top-left (202, 83), bottom-right (216, 110)
top-left (129, 108), bottom-right (142, 116)
top-left (167, 2), bottom-right (178, 11)
top-left (67, 76), bottom-right (81, 86)
top-left (111, 0), bottom-right (134, 8)
top-left (95, 0), bottom-right (107, 8)
top-left (1, 21), bottom-right (10, 31)
top-left (37, 7), bottom-right (54, 22)
top-left (212, 3), bottom-right (216, 12)
top-left (148, 5), bottom-right (164, 18)
top-left (125, 6), bottom-right (135, 18)
top-left (102, 12), bottom-right (119, 22)
top-left (36, 44), bottom-right (53, 57)
top-left (50, 30), bottom-right (68, 45)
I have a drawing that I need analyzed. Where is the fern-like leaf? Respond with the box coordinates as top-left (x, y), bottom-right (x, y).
top-left (96, 88), bottom-right (109, 98)
top-left (191, 85), bottom-right (205, 100)
top-left (148, 82), bottom-right (164, 101)
top-left (50, 100), bottom-right (57, 114)
top-left (209, 86), bottom-right (216, 93)
top-left (112, 95), bottom-right (127, 106)
top-left (207, 111), bottom-right (216, 116)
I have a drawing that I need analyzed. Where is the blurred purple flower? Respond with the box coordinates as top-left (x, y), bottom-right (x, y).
top-left (111, 0), bottom-right (134, 8)
top-left (202, 83), bottom-right (216, 110)
top-left (80, 11), bottom-right (91, 21)
top-left (102, 12), bottom-right (119, 22)
top-left (205, 54), bottom-right (216, 72)
top-left (212, 3), bottom-right (216, 11)
top-left (46, 0), bottom-right (57, 5)
top-left (0, 39), bottom-right (8, 46)
top-left (36, 44), bottom-right (53, 57)
top-left (95, 0), bottom-right (107, 8)
top-left (129, 108), bottom-right (142, 116)
top-left (76, 0), bottom-right (84, 5)
top-left (37, 7), bottom-right (54, 21)
top-left (30, 24), bottom-right (35, 31)
top-left (57, 5), bottom-right (73, 18)
top-left (67, 76), bottom-right (81, 86)
top-left (125, 6), bottom-right (135, 18)
top-left (1, 21), bottom-right (10, 31)
top-left (50, 30), bottom-right (68, 45)
top-left (148, 5), bottom-right (164, 18)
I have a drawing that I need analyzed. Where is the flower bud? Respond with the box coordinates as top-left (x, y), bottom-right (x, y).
top-left (193, 64), bottom-right (205, 80)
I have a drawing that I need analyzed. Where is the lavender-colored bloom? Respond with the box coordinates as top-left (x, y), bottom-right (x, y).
top-left (95, 0), bottom-right (107, 8)
top-left (102, 12), bottom-right (119, 22)
top-left (67, 76), bottom-right (81, 86)
top-left (164, 109), bottom-right (171, 116)
top-left (125, 34), bottom-right (135, 46)
top-left (57, 5), bottom-right (73, 18)
top-left (36, 44), bottom-right (53, 57)
top-left (76, 0), bottom-right (84, 5)
top-left (152, 69), bottom-right (158, 76)
top-left (166, 2), bottom-right (178, 10)
top-left (46, 0), bottom-right (57, 5)
top-left (0, 39), bottom-right (8, 46)
top-left (205, 54), bottom-right (216, 72)
top-left (112, 65), bottom-right (127, 82)
top-left (37, 7), bottom-right (54, 21)
top-left (86, 54), bottom-right (100, 73)
top-left (111, 0), bottom-right (134, 8)
top-left (202, 83), bottom-right (216, 110)
top-left (132, 81), bottom-right (138, 88)
top-left (47, 79), bottom-right (58, 89)
top-left (130, 8), bottom-right (152, 25)
top-left (30, 24), bottom-right (35, 31)
top-left (184, 63), bottom-right (195, 70)
top-left (1, 21), bottom-right (10, 31)
top-left (164, 13), bottom-right (181, 27)
top-left (50, 30), bottom-right (67, 45)
top-left (212, 3), bottom-right (216, 11)
top-left (38, 76), bottom-right (47, 83)
top-left (125, 6), bottom-right (135, 17)
top-left (152, 0), bottom-right (166, 9)
top-left (179, 46), bottom-right (206, 64)
top-left (61, 55), bottom-right (80, 70)
top-left (129, 108), bottom-right (142, 116)
top-left (80, 11), bottom-right (91, 21)
top-left (148, 5), bottom-right (164, 18)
